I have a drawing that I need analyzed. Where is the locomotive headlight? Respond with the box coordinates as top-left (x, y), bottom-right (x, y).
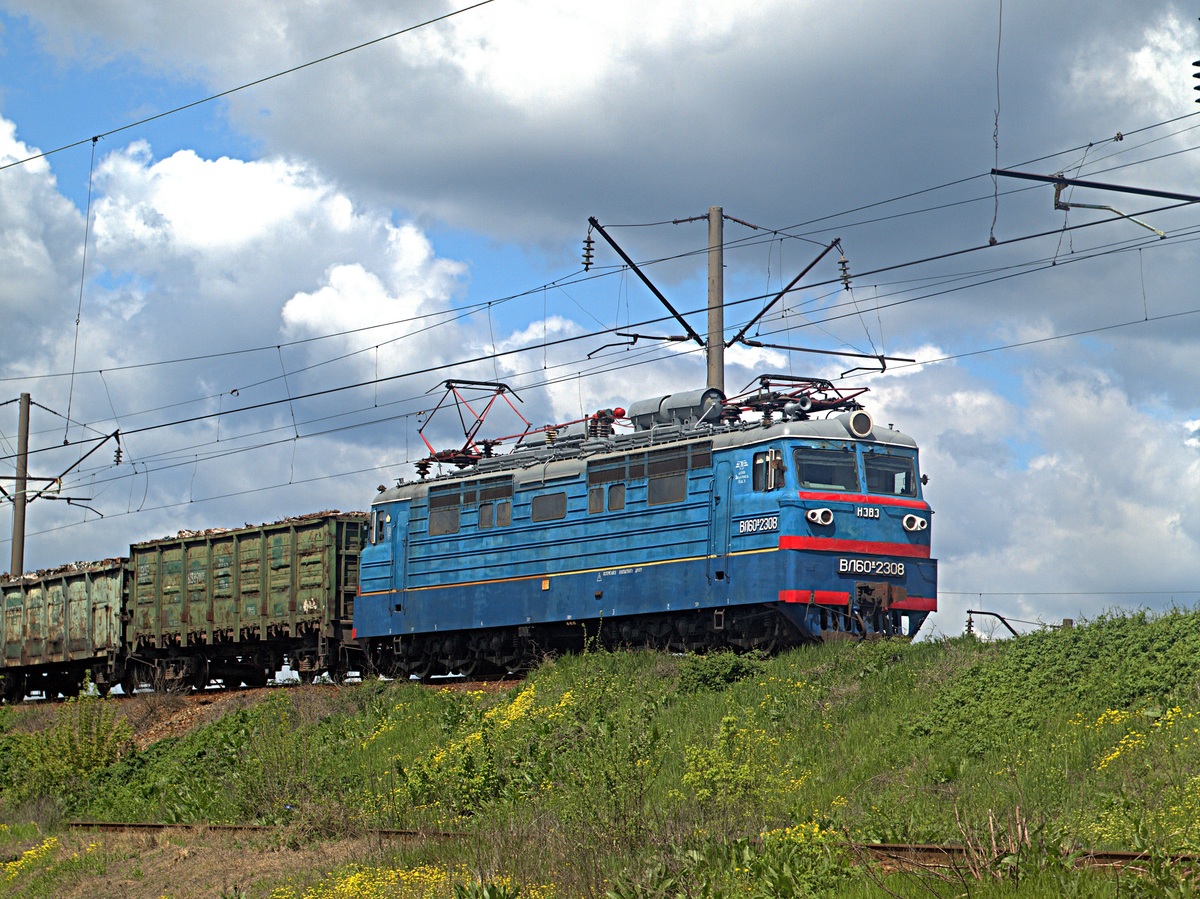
top-left (902, 514), bottom-right (928, 532)
top-left (806, 508), bottom-right (834, 526)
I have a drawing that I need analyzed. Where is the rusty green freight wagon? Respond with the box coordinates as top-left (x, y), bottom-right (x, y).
top-left (124, 512), bottom-right (367, 691)
top-left (0, 561), bottom-right (126, 701)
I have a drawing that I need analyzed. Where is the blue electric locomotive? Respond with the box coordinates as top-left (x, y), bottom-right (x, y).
top-left (353, 378), bottom-right (936, 676)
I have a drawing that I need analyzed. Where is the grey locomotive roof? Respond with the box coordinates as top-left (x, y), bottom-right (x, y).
top-left (373, 406), bottom-right (918, 505)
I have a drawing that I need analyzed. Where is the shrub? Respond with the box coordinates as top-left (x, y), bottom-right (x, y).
top-left (677, 651), bottom-right (766, 694)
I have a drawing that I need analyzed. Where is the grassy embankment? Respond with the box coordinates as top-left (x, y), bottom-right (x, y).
top-left (2, 608), bottom-right (1200, 897)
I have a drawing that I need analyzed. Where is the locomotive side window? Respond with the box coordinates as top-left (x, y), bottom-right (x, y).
top-left (479, 477), bottom-right (514, 502)
top-left (589, 483), bottom-right (625, 513)
top-left (429, 485), bottom-right (461, 509)
top-left (478, 477), bottom-right (513, 528)
top-left (648, 446), bottom-right (688, 477)
top-left (588, 458), bottom-right (626, 484)
top-left (427, 476), bottom-right (513, 533)
top-left (428, 484), bottom-right (462, 535)
top-left (648, 473), bottom-right (686, 505)
top-left (627, 454), bottom-right (647, 481)
top-left (428, 507), bottom-right (460, 536)
top-left (794, 447), bottom-right (859, 491)
top-left (532, 492), bottom-right (568, 521)
top-left (752, 449), bottom-right (785, 491)
top-left (864, 452), bottom-right (917, 497)
top-left (585, 440), bottom-right (709, 508)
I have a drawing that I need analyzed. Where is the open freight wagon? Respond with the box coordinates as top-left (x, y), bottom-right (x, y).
top-left (124, 512), bottom-right (367, 691)
top-left (0, 561), bottom-right (125, 700)
top-left (0, 512), bottom-right (366, 699)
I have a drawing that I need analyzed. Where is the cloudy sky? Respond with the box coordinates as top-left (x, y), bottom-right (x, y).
top-left (2, 0), bottom-right (1200, 639)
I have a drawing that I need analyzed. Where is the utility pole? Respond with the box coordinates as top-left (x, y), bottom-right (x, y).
top-left (11, 392), bottom-right (29, 577)
top-left (2, 395), bottom-right (117, 576)
top-left (707, 205), bottom-right (724, 393)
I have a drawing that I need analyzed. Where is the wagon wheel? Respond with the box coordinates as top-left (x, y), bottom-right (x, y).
top-left (191, 658), bottom-right (210, 691)
top-left (120, 666), bottom-right (143, 696)
top-left (1, 672), bottom-right (25, 703)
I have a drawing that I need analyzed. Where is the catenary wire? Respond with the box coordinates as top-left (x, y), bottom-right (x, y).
top-left (39, 224), bottom-right (1200, 498)
top-left (0, 1), bottom-right (502, 175)
top-left (4, 190), bottom-right (1198, 465)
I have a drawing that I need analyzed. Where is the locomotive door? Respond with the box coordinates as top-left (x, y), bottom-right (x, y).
top-left (709, 461), bottom-right (733, 584)
top-left (390, 502), bottom-right (411, 614)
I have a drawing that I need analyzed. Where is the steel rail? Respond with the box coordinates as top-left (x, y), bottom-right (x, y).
top-left (856, 842), bottom-right (1197, 871)
top-left (67, 820), bottom-right (461, 839)
top-left (61, 825), bottom-right (1190, 870)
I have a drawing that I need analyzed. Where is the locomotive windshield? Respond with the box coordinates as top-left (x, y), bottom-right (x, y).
top-left (863, 450), bottom-right (918, 497)
top-left (793, 446), bottom-right (859, 492)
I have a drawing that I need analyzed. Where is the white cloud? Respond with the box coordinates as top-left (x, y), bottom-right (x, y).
top-left (1068, 11), bottom-right (1200, 124)
top-left (421, 1), bottom-right (750, 110)
top-left (0, 118), bottom-right (85, 324)
top-left (280, 224), bottom-right (467, 379)
top-left (903, 362), bottom-right (1200, 636)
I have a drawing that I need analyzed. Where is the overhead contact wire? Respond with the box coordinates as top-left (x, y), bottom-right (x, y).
top-left (0, 1), bottom-right (502, 174)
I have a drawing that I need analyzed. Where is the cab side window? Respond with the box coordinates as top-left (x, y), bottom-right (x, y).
top-left (752, 449), bottom-right (785, 491)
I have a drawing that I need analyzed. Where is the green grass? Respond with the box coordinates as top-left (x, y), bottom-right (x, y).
top-left (4, 608), bottom-right (1200, 896)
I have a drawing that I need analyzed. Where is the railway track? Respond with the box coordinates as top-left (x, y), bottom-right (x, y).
top-left (67, 820), bottom-right (461, 840)
top-left (857, 842), bottom-right (1195, 871)
top-left (62, 823), bottom-right (1185, 873)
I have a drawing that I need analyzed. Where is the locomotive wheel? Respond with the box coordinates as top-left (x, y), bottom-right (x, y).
top-left (407, 655), bottom-right (436, 681)
top-left (458, 655), bottom-right (503, 678)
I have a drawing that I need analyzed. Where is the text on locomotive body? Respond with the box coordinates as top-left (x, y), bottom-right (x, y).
top-left (838, 558), bottom-right (906, 578)
top-left (738, 516), bottom-right (779, 534)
